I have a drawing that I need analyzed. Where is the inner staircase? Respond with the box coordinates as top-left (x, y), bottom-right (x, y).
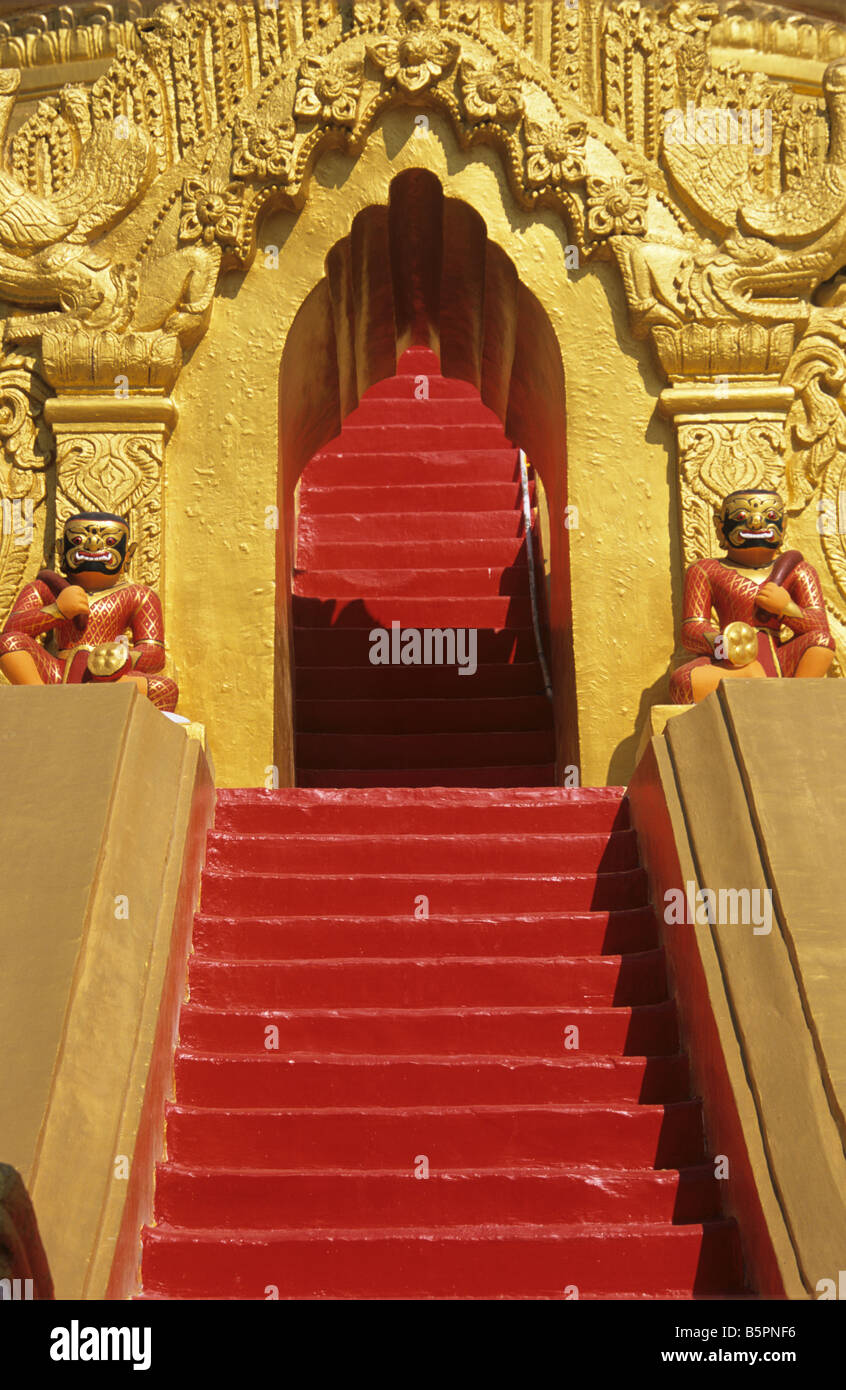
top-left (139, 787), bottom-right (747, 1300)
top-left (292, 346), bottom-right (554, 787)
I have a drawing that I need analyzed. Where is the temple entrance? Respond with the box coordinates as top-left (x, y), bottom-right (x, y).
top-left (291, 344), bottom-right (554, 786)
top-left (277, 169), bottom-right (577, 786)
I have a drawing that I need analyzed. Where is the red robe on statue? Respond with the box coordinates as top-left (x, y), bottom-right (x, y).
top-left (0, 577), bottom-right (178, 712)
top-left (670, 556), bottom-right (835, 705)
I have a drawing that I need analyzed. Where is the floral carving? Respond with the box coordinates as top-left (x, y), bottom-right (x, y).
top-left (179, 177), bottom-right (244, 248)
top-left (353, 0), bottom-right (382, 27)
top-left (232, 115), bottom-right (296, 181)
top-left (459, 60), bottom-right (523, 125)
top-left (367, 20), bottom-right (459, 94)
top-left (587, 170), bottom-right (649, 238)
top-left (56, 431), bottom-right (163, 588)
top-left (525, 118), bottom-right (587, 187)
top-left (294, 55), bottom-right (363, 127)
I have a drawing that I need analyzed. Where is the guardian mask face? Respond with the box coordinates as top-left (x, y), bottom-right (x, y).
top-left (716, 490), bottom-right (785, 556)
top-left (59, 512), bottom-right (134, 587)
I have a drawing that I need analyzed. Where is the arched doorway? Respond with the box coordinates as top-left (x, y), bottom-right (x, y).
top-left (277, 169), bottom-right (577, 785)
top-left (291, 343), bottom-right (555, 785)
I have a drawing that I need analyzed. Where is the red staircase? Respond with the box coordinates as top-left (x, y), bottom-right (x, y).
top-left (292, 347), bottom-right (555, 787)
top-left (139, 787), bottom-right (748, 1300)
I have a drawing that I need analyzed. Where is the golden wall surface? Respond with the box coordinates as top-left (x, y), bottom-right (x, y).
top-left (1, 0), bottom-right (846, 785)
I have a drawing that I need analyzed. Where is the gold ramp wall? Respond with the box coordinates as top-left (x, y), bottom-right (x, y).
top-left (629, 682), bottom-right (846, 1299)
top-left (0, 684), bottom-right (214, 1299)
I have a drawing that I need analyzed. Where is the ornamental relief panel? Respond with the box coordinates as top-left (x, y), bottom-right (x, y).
top-left (0, 0), bottom-right (844, 654)
top-left (0, 356), bottom-right (53, 627)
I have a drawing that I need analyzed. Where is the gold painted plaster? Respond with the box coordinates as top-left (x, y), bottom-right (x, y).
top-left (0, 0), bottom-right (845, 782)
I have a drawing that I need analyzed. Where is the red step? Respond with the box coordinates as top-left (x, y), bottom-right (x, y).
top-left (191, 908), bottom-right (656, 959)
top-left (152, 1161), bottom-right (719, 1229)
top-left (162, 1100), bottom-right (707, 1170)
top-left (301, 482), bottom-right (525, 512)
top-left (177, 1000), bottom-right (681, 1057)
top-left (294, 730), bottom-right (555, 770)
top-left (213, 788), bottom-right (629, 836)
top-left (294, 565), bottom-right (531, 599)
top-left (296, 765), bottom-right (557, 787)
top-left (306, 449), bottom-right (519, 485)
top-left (341, 399), bottom-right (505, 427)
top-left (204, 828), bottom-right (639, 873)
top-left (293, 627), bottom-right (539, 665)
top-left (332, 423), bottom-right (509, 451)
top-left (297, 509), bottom-right (524, 542)
top-left (364, 374), bottom-right (477, 401)
top-left (295, 696), bottom-right (552, 733)
top-left (185, 952), bottom-right (667, 1010)
top-left (141, 1220), bottom-right (744, 1299)
top-left (293, 664), bottom-right (545, 698)
top-left (292, 593), bottom-right (533, 628)
top-left (296, 537), bottom-right (528, 570)
top-left (198, 868), bottom-right (648, 916)
top-left (171, 1052), bottom-right (688, 1109)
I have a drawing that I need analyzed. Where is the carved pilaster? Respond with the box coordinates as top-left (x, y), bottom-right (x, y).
top-left (656, 323), bottom-right (796, 570)
top-left (41, 327), bottom-right (179, 592)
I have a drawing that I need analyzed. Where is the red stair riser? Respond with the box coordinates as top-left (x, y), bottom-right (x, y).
top-left (293, 664), bottom-right (544, 699)
top-left (306, 451), bottom-right (520, 485)
top-left (204, 829), bottom-right (640, 874)
top-left (295, 697), bottom-right (553, 734)
top-left (297, 510), bottom-right (524, 542)
top-left (296, 767), bottom-right (557, 787)
top-left (363, 376), bottom-right (479, 400)
top-left (300, 482), bottom-right (526, 512)
top-left (337, 400), bottom-right (506, 427)
top-left (293, 627), bottom-right (539, 665)
top-left (177, 1001), bottom-right (680, 1057)
top-left (330, 423), bottom-right (508, 450)
top-left (191, 908), bottom-right (657, 959)
top-left (185, 953), bottom-right (668, 1010)
top-left (292, 594), bottom-right (533, 628)
top-left (294, 731), bottom-right (556, 770)
top-left (172, 1054), bottom-right (688, 1109)
top-left (154, 1164), bottom-right (718, 1230)
top-left (296, 538), bottom-right (529, 569)
top-left (197, 868), bottom-right (649, 915)
top-left (294, 566), bottom-right (532, 599)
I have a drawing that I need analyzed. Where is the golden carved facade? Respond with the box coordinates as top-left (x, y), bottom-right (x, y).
top-left (1, 0), bottom-right (846, 782)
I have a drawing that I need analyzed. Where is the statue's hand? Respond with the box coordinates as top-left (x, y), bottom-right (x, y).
top-left (56, 585), bottom-right (89, 620)
top-left (756, 582), bottom-right (791, 616)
